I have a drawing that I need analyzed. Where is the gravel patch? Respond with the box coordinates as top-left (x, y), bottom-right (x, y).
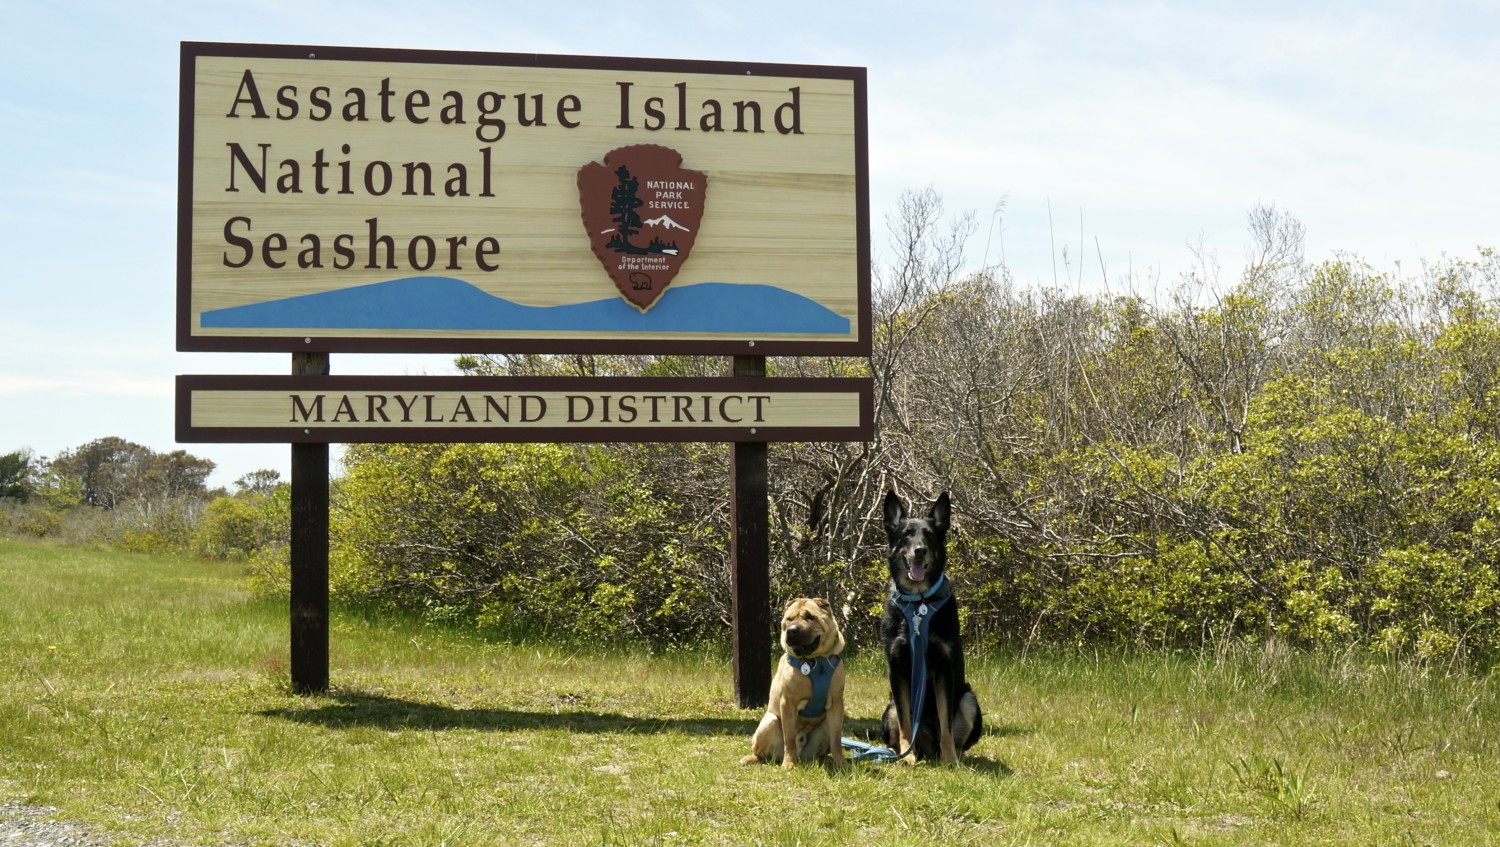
top-left (0, 805), bottom-right (318, 847)
top-left (0, 804), bottom-right (114, 847)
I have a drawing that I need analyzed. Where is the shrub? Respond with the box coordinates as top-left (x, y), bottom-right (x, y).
top-left (194, 488), bottom-right (288, 561)
top-left (332, 442), bottom-right (725, 644)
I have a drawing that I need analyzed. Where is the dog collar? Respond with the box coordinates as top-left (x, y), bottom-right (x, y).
top-left (890, 573), bottom-right (952, 642)
top-left (891, 572), bottom-right (949, 604)
top-left (787, 654), bottom-right (841, 718)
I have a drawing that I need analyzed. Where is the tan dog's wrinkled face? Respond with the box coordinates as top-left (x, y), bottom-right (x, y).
top-left (779, 597), bottom-right (843, 659)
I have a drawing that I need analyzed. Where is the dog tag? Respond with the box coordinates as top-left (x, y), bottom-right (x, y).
top-left (918, 603), bottom-right (929, 617)
top-left (800, 661), bottom-right (812, 675)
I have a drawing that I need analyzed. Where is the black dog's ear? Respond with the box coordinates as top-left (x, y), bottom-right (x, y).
top-left (929, 492), bottom-right (951, 534)
top-left (883, 491), bottom-right (906, 536)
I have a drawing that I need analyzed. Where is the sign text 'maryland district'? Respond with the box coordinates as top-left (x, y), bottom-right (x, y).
top-left (289, 391), bottom-right (774, 426)
top-left (176, 376), bottom-right (873, 443)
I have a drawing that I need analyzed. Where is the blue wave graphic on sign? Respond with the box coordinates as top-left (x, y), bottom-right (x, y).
top-left (200, 278), bottom-right (850, 335)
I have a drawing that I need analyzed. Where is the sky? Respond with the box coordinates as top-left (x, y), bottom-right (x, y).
top-left (3, 0), bottom-right (1498, 489)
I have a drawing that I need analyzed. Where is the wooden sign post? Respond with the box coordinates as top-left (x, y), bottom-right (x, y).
top-left (289, 352), bottom-right (329, 695)
top-left (729, 355), bottom-right (771, 707)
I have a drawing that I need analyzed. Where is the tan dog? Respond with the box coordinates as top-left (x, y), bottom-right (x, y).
top-left (740, 597), bottom-right (849, 769)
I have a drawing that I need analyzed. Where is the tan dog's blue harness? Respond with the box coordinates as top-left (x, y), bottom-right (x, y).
top-left (787, 654), bottom-right (842, 718)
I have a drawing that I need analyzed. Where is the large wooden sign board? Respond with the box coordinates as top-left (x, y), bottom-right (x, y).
top-left (176, 43), bottom-right (871, 706)
top-left (178, 42), bottom-right (869, 355)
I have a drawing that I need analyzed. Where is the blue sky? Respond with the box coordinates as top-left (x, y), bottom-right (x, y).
top-left (3, 0), bottom-right (1497, 487)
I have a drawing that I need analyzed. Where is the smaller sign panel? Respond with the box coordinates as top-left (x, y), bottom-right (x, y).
top-left (177, 375), bottom-right (872, 443)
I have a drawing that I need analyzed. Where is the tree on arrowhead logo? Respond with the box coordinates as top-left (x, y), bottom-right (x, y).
top-left (578, 145), bottom-right (707, 312)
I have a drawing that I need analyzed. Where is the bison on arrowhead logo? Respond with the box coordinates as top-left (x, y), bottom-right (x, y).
top-left (578, 145), bottom-right (707, 312)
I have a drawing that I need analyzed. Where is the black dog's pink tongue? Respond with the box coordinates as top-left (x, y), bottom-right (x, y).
top-left (908, 564), bottom-right (926, 582)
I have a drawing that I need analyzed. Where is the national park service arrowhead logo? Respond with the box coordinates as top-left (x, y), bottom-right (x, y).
top-left (578, 145), bottom-right (707, 312)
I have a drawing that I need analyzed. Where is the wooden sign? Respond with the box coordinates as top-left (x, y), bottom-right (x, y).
top-left (177, 42), bottom-right (869, 355)
top-left (177, 375), bottom-right (873, 443)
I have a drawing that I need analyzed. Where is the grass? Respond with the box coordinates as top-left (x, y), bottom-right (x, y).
top-left (1, 537), bottom-right (1498, 846)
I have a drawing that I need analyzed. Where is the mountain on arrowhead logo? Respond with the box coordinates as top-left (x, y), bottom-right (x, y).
top-left (578, 145), bottom-right (707, 312)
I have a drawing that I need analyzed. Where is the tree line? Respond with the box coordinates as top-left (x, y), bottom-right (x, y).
top-left (5, 192), bottom-right (1498, 663)
top-left (0, 437), bottom-right (284, 558)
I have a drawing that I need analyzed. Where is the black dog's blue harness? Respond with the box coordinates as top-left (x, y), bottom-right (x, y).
top-left (842, 574), bottom-right (952, 763)
top-left (787, 654), bottom-right (842, 718)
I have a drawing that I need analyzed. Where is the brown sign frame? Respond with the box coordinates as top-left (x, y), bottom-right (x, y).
top-left (177, 374), bottom-right (873, 444)
top-left (177, 42), bottom-right (870, 356)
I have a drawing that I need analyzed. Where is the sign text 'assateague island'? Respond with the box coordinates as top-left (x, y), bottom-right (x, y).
top-left (177, 376), bottom-right (873, 443)
top-left (178, 42), bottom-right (869, 355)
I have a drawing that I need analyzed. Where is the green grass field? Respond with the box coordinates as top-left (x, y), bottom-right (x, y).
top-left (1, 537), bottom-right (1497, 846)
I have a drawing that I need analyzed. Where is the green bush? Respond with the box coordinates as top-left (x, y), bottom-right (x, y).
top-left (331, 442), bottom-right (724, 644)
top-left (193, 488), bottom-right (288, 561)
top-left (0, 501), bottom-right (63, 538)
top-left (1367, 545), bottom-right (1500, 659)
top-left (118, 498), bottom-right (204, 555)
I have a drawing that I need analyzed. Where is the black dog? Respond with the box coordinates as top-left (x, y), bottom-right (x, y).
top-left (880, 491), bottom-right (982, 765)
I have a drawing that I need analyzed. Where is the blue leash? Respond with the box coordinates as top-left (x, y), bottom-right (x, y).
top-left (842, 736), bottom-right (901, 763)
top-left (841, 575), bottom-right (951, 763)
